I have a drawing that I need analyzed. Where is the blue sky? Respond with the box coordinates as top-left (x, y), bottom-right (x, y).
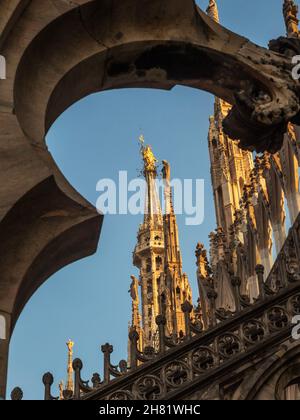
top-left (7, 0), bottom-right (293, 400)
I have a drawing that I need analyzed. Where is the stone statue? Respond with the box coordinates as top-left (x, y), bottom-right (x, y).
top-left (162, 160), bottom-right (171, 182)
top-left (129, 275), bottom-right (139, 303)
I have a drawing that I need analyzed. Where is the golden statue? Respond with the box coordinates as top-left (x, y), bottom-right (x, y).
top-left (138, 135), bottom-right (157, 172)
top-left (142, 145), bottom-right (157, 172)
top-left (66, 339), bottom-right (74, 353)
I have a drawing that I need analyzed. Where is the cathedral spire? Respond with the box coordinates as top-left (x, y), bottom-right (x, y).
top-left (131, 142), bottom-right (193, 351)
top-left (206, 0), bottom-right (253, 244)
top-left (132, 137), bottom-right (165, 349)
top-left (162, 160), bottom-right (183, 273)
top-left (162, 160), bottom-right (193, 337)
top-left (283, 0), bottom-right (299, 37)
top-left (66, 340), bottom-right (74, 392)
top-left (206, 0), bottom-right (220, 23)
top-left (139, 135), bottom-right (157, 175)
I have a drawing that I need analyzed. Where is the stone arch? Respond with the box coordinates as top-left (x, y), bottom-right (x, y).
top-left (0, 316), bottom-right (5, 340)
top-left (233, 342), bottom-right (300, 400)
top-left (0, 176), bottom-right (101, 331)
top-left (275, 363), bottom-right (300, 400)
top-left (12, 1), bottom-right (297, 149)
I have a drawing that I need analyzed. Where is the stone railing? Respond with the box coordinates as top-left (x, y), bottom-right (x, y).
top-left (11, 215), bottom-right (300, 400)
top-left (81, 284), bottom-right (300, 400)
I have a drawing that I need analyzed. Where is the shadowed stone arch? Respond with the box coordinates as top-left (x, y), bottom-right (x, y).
top-left (232, 341), bottom-right (300, 400)
top-left (13, 0), bottom-right (300, 152)
top-left (275, 363), bottom-right (300, 400)
top-left (1, 0), bottom-right (300, 398)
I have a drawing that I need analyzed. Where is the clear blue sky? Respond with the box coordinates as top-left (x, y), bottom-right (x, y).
top-left (7, 0), bottom-right (292, 400)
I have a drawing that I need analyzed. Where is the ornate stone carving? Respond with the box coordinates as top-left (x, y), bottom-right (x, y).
top-left (243, 320), bottom-right (266, 345)
top-left (192, 347), bottom-right (216, 373)
top-left (133, 375), bottom-right (163, 400)
top-left (164, 361), bottom-right (189, 388)
top-left (289, 294), bottom-right (300, 315)
top-left (267, 307), bottom-right (289, 331)
top-left (107, 390), bottom-right (134, 401)
top-left (218, 334), bottom-right (241, 359)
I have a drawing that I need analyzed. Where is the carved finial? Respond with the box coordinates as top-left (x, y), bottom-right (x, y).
top-left (66, 339), bottom-right (74, 392)
top-left (11, 387), bottom-right (23, 401)
top-left (207, 0), bottom-right (220, 23)
top-left (283, 0), bottom-right (299, 37)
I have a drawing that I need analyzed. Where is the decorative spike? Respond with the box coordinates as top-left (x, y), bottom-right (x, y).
top-left (156, 315), bottom-right (167, 354)
top-left (181, 301), bottom-right (193, 339)
top-left (42, 372), bottom-right (58, 401)
top-left (72, 359), bottom-right (82, 400)
top-left (72, 358), bottom-right (92, 399)
top-left (129, 328), bottom-right (139, 369)
top-left (101, 343), bottom-right (113, 385)
top-left (231, 276), bottom-right (242, 312)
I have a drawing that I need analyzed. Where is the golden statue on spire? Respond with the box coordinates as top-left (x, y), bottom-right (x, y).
top-left (67, 339), bottom-right (74, 352)
top-left (139, 135), bottom-right (158, 173)
top-left (58, 339), bottom-right (75, 399)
